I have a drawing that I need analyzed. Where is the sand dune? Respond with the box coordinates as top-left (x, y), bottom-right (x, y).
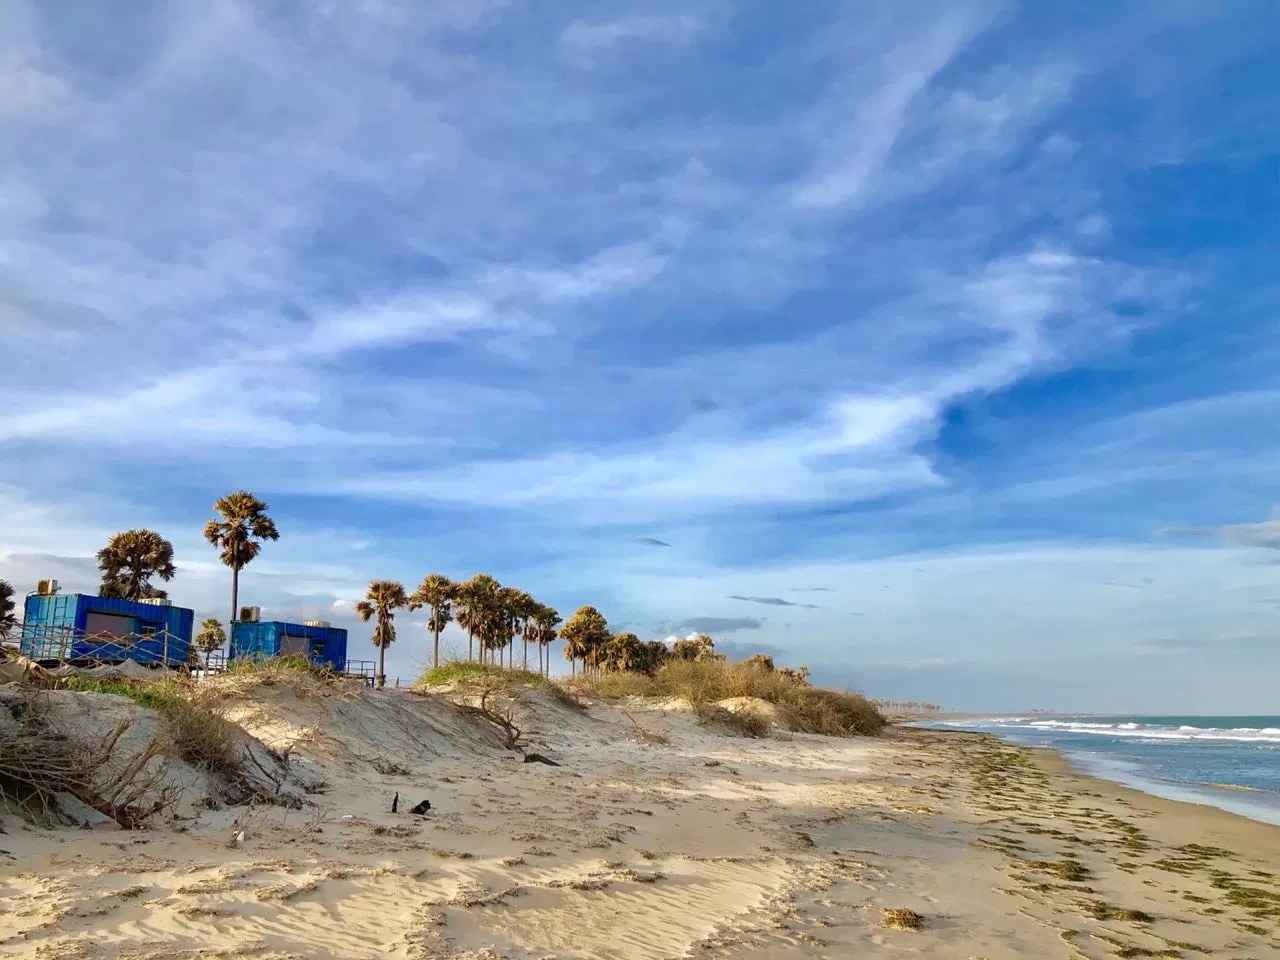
top-left (2, 673), bottom-right (1279, 958)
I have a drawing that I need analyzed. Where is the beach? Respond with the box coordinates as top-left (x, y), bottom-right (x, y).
top-left (2, 678), bottom-right (1279, 959)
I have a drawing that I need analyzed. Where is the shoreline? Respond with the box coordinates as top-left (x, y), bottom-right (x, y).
top-left (906, 716), bottom-right (1280, 828)
top-left (1027, 738), bottom-right (1280, 837)
top-left (1050, 745), bottom-right (1280, 828)
top-left (888, 727), bottom-right (1280, 956)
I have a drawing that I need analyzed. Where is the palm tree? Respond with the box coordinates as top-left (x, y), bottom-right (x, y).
top-left (603, 631), bottom-right (641, 673)
top-left (560, 605), bottom-right (609, 677)
top-left (355, 580), bottom-right (407, 689)
top-left (0, 579), bottom-right (16, 640)
top-left (636, 639), bottom-right (670, 676)
top-left (408, 573), bottom-right (455, 669)
top-left (673, 632), bottom-right (721, 662)
top-left (509, 589), bottom-right (537, 671)
top-left (97, 529), bottom-right (177, 601)
top-left (203, 490), bottom-right (280, 623)
top-left (494, 585), bottom-right (529, 669)
top-left (531, 604), bottom-right (561, 677)
top-left (456, 574), bottom-right (499, 663)
top-left (194, 617), bottom-right (227, 665)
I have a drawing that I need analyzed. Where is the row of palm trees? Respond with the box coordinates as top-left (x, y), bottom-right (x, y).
top-left (353, 573), bottom-right (566, 687)
top-left (0, 490), bottom-right (741, 690)
top-left (351, 577), bottom-right (733, 689)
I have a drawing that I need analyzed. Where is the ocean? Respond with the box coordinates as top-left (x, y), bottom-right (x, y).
top-left (925, 715), bottom-right (1280, 826)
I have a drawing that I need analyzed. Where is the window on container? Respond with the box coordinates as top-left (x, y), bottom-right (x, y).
top-left (280, 633), bottom-right (310, 657)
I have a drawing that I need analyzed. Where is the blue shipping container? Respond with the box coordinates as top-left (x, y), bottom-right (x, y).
top-left (229, 621), bottom-right (348, 671)
top-left (20, 593), bottom-right (195, 667)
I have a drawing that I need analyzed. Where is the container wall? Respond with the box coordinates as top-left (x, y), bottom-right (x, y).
top-left (229, 621), bottom-right (281, 661)
top-left (21, 593), bottom-right (194, 666)
top-left (322, 628), bottom-right (348, 671)
top-left (76, 596), bottom-right (194, 666)
top-left (19, 593), bottom-right (82, 659)
top-left (228, 621), bottom-right (348, 670)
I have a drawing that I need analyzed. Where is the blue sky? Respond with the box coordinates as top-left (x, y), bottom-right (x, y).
top-left (2, 1), bottom-right (1278, 712)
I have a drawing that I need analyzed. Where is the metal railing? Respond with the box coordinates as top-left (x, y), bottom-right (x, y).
top-left (14, 623), bottom-right (192, 669)
top-left (200, 649), bottom-right (377, 685)
top-left (8, 625), bottom-right (381, 687)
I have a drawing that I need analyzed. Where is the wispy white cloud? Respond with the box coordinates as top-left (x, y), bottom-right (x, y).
top-left (561, 12), bottom-right (705, 53)
top-left (0, 1), bottom-right (1273, 710)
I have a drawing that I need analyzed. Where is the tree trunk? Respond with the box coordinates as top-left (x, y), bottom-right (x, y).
top-left (230, 563), bottom-right (240, 624)
top-left (467, 628), bottom-right (474, 662)
top-left (523, 636), bottom-right (529, 671)
top-left (433, 625), bottom-right (440, 669)
top-left (377, 640), bottom-right (386, 689)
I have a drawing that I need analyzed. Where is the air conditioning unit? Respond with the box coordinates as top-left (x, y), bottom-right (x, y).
top-left (303, 620), bottom-right (331, 628)
top-left (36, 579), bottom-right (59, 596)
top-left (239, 606), bottom-right (261, 623)
top-left (140, 597), bottom-right (171, 606)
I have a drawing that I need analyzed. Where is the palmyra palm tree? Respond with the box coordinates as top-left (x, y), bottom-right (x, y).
top-left (355, 580), bottom-right (407, 689)
top-left (194, 618), bottom-right (227, 665)
top-left (203, 491), bottom-right (279, 623)
top-left (493, 585), bottom-right (530, 669)
top-left (408, 573), bottom-right (455, 670)
top-left (560, 605), bottom-right (609, 677)
top-left (0, 579), bottom-right (16, 640)
top-left (455, 573), bottom-right (499, 662)
top-left (602, 631), bottom-right (642, 673)
top-left (97, 529), bottom-right (177, 601)
top-left (634, 639), bottom-right (670, 676)
top-left (672, 632), bottom-right (721, 662)
top-left (509, 589), bottom-right (538, 671)
top-left (531, 604), bottom-right (561, 677)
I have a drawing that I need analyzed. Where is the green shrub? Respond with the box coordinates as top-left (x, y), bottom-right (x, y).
top-left (416, 660), bottom-right (585, 711)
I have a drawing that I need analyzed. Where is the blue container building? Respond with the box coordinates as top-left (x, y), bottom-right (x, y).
top-left (20, 593), bottom-right (195, 668)
top-left (229, 620), bottom-right (348, 671)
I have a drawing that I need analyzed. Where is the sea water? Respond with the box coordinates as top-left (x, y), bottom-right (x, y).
top-left (925, 715), bottom-right (1280, 826)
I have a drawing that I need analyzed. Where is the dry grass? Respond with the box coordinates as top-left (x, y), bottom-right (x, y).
top-left (0, 689), bottom-right (180, 827)
top-left (567, 659), bottom-right (884, 737)
top-left (621, 709), bottom-right (670, 745)
top-left (417, 660), bottom-right (586, 712)
top-left (882, 907), bottom-right (925, 931)
top-left (62, 677), bottom-right (242, 780)
top-left (694, 703), bottom-right (770, 738)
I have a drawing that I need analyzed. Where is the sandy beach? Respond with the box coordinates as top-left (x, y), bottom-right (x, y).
top-left (2, 674), bottom-right (1279, 960)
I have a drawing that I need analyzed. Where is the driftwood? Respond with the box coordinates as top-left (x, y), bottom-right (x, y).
top-left (522, 753), bottom-right (560, 767)
top-left (462, 688), bottom-right (528, 751)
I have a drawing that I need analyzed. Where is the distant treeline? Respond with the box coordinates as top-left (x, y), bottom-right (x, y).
top-left (872, 699), bottom-right (943, 713)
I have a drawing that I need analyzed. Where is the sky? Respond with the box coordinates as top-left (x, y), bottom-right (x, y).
top-left (2, 1), bottom-right (1279, 713)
